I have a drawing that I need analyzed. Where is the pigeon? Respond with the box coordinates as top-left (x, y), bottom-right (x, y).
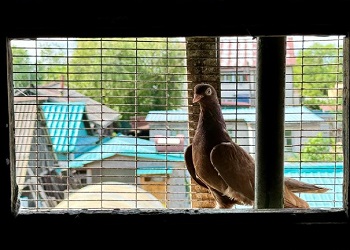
top-left (184, 83), bottom-right (329, 209)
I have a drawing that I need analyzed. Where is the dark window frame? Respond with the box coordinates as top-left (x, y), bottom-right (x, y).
top-left (2, 2), bottom-right (349, 233)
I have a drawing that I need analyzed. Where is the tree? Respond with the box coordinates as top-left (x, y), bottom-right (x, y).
top-left (287, 132), bottom-right (343, 162)
top-left (11, 46), bottom-right (35, 88)
top-left (12, 40), bottom-right (69, 87)
top-left (36, 41), bottom-right (68, 85)
top-left (293, 42), bottom-right (343, 110)
top-left (68, 38), bottom-right (187, 120)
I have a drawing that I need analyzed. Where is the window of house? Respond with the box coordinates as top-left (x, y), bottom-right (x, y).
top-left (7, 35), bottom-right (347, 218)
top-left (285, 130), bottom-right (293, 152)
top-left (221, 71), bottom-right (248, 83)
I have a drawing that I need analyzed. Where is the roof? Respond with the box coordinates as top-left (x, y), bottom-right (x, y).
top-left (41, 102), bottom-right (99, 153)
top-left (14, 97), bottom-right (65, 198)
top-left (146, 109), bottom-right (189, 122)
top-left (54, 182), bottom-right (164, 209)
top-left (27, 82), bottom-right (120, 127)
top-left (14, 97), bottom-right (44, 189)
top-left (137, 166), bottom-right (173, 175)
top-left (284, 162), bottom-right (343, 208)
top-left (220, 36), bottom-right (296, 67)
top-left (284, 161), bottom-right (343, 170)
top-left (68, 134), bottom-right (184, 168)
top-left (233, 162), bottom-right (343, 209)
top-left (146, 106), bottom-right (323, 123)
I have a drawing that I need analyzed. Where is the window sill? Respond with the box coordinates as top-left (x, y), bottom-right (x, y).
top-left (11, 207), bottom-right (348, 226)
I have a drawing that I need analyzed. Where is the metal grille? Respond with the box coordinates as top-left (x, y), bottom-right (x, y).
top-left (10, 36), bottom-right (344, 211)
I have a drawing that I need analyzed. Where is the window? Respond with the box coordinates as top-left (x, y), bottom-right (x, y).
top-left (285, 130), bottom-right (292, 152)
top-left (2, 5), bottom-right (349, 233)
top-left (9, 35), bottom-right (345, 212)
top-left (220, 37), bottom-right (254, 106)
top-left (221, 71), bottom-right (247, 83)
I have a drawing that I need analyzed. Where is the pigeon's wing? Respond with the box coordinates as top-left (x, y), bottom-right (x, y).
top-left (184, 144), bottom-right (208, 189)
top-left (210, 142), bottom-right (255, 201)
top-left (283, 185), bottom-right (310, 208)
top-left (284, 177), bottom-right (329, 193)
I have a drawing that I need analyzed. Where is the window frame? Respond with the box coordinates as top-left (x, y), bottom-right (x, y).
top-left (2, 2), bottom-right (349, 229)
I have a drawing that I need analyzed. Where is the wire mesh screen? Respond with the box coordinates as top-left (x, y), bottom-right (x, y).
top-left (10, 36), bottom-right (344, 211)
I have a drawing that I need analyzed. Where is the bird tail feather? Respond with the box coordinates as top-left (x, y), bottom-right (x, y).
top-left (284, 186), bottom-right (310, 208)
top-left (284, 177), bottom-right (329, 194)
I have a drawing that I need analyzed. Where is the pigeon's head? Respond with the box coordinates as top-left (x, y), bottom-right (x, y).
top-left (193, 83), bottom-right (218, 104)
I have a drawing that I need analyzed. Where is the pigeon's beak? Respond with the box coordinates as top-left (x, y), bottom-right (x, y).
top-left (193, 94), bottom-right (203, 103)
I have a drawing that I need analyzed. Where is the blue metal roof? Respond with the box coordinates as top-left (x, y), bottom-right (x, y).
top-left (145, 106), bottom-right (323, 123)
top-left (284, 162), bottom-right (343, 208)
top-left (41, 102), bottom-right (92, 153)
top-left (137, 166), bottom-right (173, 175)
top-left (284, 161), bottom-right (343, 171)
top-left (68, 135), bottom-right (184, 168)
top-left (146, 110), bottom-right (188, 122)
top-left (68, 134), bottom-right (343, 207)
top-left (73, 136), bottom-right (101, 157)
top-left (284, 106), bottom-right (324, 122)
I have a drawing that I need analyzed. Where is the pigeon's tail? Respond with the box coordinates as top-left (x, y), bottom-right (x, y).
top-left (284, 186), bottom-right (310, 208)
top-left (284, 177), bottom-right (330, 194)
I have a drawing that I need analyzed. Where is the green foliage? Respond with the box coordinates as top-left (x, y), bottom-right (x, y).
top-left (293, 42), bottom-right (343, 110)
top-left (12, 41), bottom-right (69, 87)
top-left (36, 42), bottom-right (68, 85)
top-left (287, 132), bottom-right (343, 162)
top-left (12, 46), bottom-right (35, 88)
top-left (69, 38), bottom-right (187, 119)
top-left (12, 38), bottom-right (187, 120)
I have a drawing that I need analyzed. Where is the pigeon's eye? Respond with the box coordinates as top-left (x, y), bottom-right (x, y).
top-left (205, 88), bottom-right (212, 96)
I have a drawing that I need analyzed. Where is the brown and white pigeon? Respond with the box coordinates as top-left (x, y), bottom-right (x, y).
top-left (184, 83), bottom-right (329, 209)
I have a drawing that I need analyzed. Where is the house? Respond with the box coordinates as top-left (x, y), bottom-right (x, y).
top-left (37, 101), bottom-right (190, 208)
top-left (145, 106), bottom-right (330, 157)
top-left (146, 109), bottom-right (189, 144)
top-left (66, 134), bottom-right (190, 208)
top-left (14, 96), bottom-right (68, 208)
top-left (154, 134), bottom-right (185, 152)
top-left (13, 97), bottom-right (343, 210)
top-left (219, 36), bottom-right (298, 107)
top-left (127, 115), bottom-right (150, 140)
top-left (40, 101), bottom-right (101, 167)
top-left (15, 81), bottom-right (121, 136)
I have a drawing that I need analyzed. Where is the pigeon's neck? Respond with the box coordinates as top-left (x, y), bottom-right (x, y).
top-left (199, 102), bottom-right (226, 129)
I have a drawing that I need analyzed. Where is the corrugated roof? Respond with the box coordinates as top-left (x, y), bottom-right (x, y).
top-left (14, 97), bottom-right (64, 195)
top-left (41, 102), bottom-right (87, 153)
top-left (220, 36), bottom-right (296, 67)
top-left (146, 106), bottom-right (323, 123)
top-left (31, 82), bottom-right (120, 127)
top-left (137, 166), bottom-right (173, 175)
top-left (73, 136), bottom-right (101, 157)
top-left (66, 133), bottom-right (342, 207)
top-left (146, 110), bottom-right (189, 122)
top-left (285, 162), bottom-right (343, 208)
top-left (236, 167), bottom-right (343, 209)
top-left (14, 98), bottom-right (42, 189)
top-left (68, 135), bottom-right (184, 168)
top-left (234, 162), bottom-right (343, 209)
top-left (284, 161), bottom-right (343, 170)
